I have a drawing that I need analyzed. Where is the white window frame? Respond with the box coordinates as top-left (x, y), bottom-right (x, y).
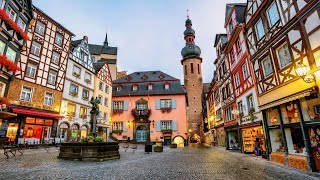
top-left (276, 43), bottom-right (292, 69)
top-left (5, 47), bottom-right (16, 61)
top-left (113, 101), bottom-right (124, 110)
top-left (160, 99), bottom-right (172, 108)
top-left (262, 57), bottom-right (273, 78)
top-left (69, 84), bottom-right (78, 95)
top-left (20, 86), bottom-right (32, 102)
top-left (99, 82), bottom-right (104, 91)
top-left (82, 89), bottom-right (89, 100)
top-left (238, 101), bottom-right (243, 113)
top-left (105, 85), bottom-right (109, 94)
top-left (255, 19), bottom-right (265, 40)
top-left (17, 18), bottom-right (26, 31)
top-left (148, 84), bottom-right (153, 90)
top-left (165, 84), bottom-right (170, 90)
top-left (267, 2), bottom-right (280, 27)
top-left (0, 39), bottom-right (5, 54)
top-left (234, 73), bottom-right (240, 87)
top-left (113, 122), bottom-right (123, 130)
top-left (51, 51), bottom-right (60, 65)
top-left (85, 72), bottom-right (91, 83)
top-left (31, 41), bottom-right (41, 56)
top-left (73, 65), bottom-right (80, 76)
top-left (25, 63), bottom-right (37, 78)
top-left (247, 94), bottom-right (254, 110)
top-left (132, 85), bottom-right (137, 91)
top-left (35, 21), bottom-right (45, 36)
top-left (104, 98), bottom-right (108, 107)
top-left (98, 95), bottom-right (102, 105)
top-left (6, 6), bottom-right (16, 20)
top-left (161, 121), bottom-right (172, 130)
top-left (55, 33), bottom-right (63, 46)
top-left (48, 70), bottom-right (57, 85)
top-left (242, 63), bottom-right (249, 80)
top-left (44, 92), bottom-right (54, 106)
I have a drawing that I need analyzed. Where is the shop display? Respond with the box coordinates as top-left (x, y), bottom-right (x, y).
top-left (242, 126), bottom-right (265, 153)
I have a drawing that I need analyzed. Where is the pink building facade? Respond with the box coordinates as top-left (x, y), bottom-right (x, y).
top-left (111, 71), bottom-right (188, 146)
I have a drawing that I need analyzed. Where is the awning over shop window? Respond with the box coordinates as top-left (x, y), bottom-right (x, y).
top-left (0, 111), bottom-right (17, 119)
top-left (11, 107), bottom-right (63, 119)
top-left (259, 89), bottom-right (313, 110)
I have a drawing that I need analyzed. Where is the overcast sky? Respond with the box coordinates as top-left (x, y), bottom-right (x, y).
top-left (33, 0), bottom-right (246, 83)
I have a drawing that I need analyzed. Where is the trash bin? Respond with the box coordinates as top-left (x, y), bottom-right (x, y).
top-left (145, 143), bottom-right (152, 153)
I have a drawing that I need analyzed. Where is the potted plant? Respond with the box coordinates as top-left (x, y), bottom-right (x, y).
top-left (73, 72), bottom-right (80, 78)
top-left (70, 91), bottom-right (77, 97)
top-left (170, 142), bottom-right (177, 148)
top-left (154, 142), bottom-right (163, 152)
top-left (84, 79), bottom-right (91, 84)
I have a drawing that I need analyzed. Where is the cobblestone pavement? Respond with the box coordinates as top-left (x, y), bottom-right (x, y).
top-left (0, 144), bottom-right (318, 180)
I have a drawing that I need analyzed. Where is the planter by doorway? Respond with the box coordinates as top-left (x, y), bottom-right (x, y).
top-left (154, 146), bottom-right (163, 152)
top-left (170, 143), bottom-right (177, 148)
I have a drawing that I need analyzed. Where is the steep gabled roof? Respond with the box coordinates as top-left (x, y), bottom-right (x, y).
top-left (88, 44), bottom-right (118, 55)
top-left (214, 34), bottom-right (228, 47)
top-left (224, 3), bottom-right (247, 27)
top-left (113, 71), bottom-right (178, 84)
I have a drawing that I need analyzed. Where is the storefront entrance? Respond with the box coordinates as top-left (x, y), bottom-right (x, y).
top-left (6, 123), bottom-right (18, 142)
top-left (164, 136), bottom-right (171, 145)
top-left (308, 126), bottom-right (320, 171)
top-left (136, 125), bottom-right (147, 142)
top-left (241, 126), bottom-right (266, 153)
top-left (23, 117), bottom-right (53, 143)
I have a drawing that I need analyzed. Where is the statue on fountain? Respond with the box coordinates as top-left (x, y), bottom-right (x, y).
top-left (89, 97), bottom-right (100, 137)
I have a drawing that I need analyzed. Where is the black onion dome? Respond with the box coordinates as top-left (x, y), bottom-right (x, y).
top-left (181, 43), bottom-right (201, 58)
top-left (185, 18), bottom-right (192, 24)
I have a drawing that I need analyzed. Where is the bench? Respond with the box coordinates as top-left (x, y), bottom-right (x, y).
top-left (2, 144), bottom-right (24, 159)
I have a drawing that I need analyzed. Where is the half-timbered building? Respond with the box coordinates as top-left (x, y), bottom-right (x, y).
top-left (58, 36), bottom-right (95, 142)
top-left (245, 0), bottom-right (320, 172)
top-left (5, 6), bottom-right (73, 144)
top-left (93, 59), bottom-right (112, 141)
top-left (225, 3), bottom-right (265, 154)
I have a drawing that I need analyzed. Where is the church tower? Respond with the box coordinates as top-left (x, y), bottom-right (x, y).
top-left (181, 16), bottom-right (203, 142)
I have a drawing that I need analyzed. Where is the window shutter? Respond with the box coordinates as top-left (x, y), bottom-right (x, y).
top-left (124, 101), bottom-right (129, 110)
top-left (156, 121), bottom-right (161, 131)
top-left (155, 100), bottom-right (160, 110)
top-left (172, 121), bottom-right (177, 131)
top-left (123, 123), bottom-right (128, 132)
top-left (172, 99), bottom-right (176, 109)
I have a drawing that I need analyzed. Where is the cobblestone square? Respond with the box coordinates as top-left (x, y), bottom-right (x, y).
top-left (0, 144), bottom-right (318, 180)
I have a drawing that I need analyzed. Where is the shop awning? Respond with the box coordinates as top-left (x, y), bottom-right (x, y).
top-left (11, 107), bottom-right (63, 119)
top-left (259, 89), bottom-right (313, 110)
top-left (96, 124), bottom-right (110, 128)
top-left (0, 111), bottom-right (17, 119)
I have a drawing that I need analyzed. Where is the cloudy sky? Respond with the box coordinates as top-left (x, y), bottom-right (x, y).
top-left (33, 0), bottom-right (246, 83)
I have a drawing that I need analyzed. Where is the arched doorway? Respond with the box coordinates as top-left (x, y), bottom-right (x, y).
top-left (136, 125), bottom-right (147, 142)
top-left (80, 125), bottom-right (88, 139)
top-left (59, 122), bottom-right (70, 142)
top-left (71, 123), bottom-right (80, 142)
top-left (173, 136), bottom-right (185, 147)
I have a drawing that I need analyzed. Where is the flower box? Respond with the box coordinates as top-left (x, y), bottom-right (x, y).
top-left (0, 55), bottom-right (20, 73)
top-left (113, 109), bottom-right (124, 115)
top-left (82, 96), bottom-right (89, 100)
top-left (154, 146), bottom-right (163, 152)
top-left (69, 91), bottom-right (77, 97)
top-left (72, 72), bottom-right (80, 78)
top-left (0, 9), bottom-right (29, 41)
top-left (170, 143), bottom-right (177, 148)
top-left (84, 79), bottom-right (91, 84)
top-left (161, 107), bottom-right (172, 113)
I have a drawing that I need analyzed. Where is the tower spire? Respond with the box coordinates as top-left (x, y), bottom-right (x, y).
top-left (187, 9), bottom-right (189, 19)
top-left (181, 14), bottom-right (201, 59)
top-left (103, 32), bottom-right (108, 46)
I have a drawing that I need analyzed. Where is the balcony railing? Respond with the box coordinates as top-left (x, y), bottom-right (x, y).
top-left (161, 129), bottom-right (172, 133)
top-left (131, 109), bottom-right (151, 119)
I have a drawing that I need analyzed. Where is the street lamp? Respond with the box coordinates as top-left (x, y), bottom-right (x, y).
top-left (127, 121), bottom-right (131, 128)
top-left (295, 62), bottom-right (315, 83)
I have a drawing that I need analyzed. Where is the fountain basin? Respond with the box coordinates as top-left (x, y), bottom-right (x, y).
top-left (58, 142), bottom-right (120, 161)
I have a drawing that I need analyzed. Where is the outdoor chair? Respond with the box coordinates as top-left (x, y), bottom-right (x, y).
top-left (130, 144), bottom-right (138, 153)
top-left (122, 143), bottom-right (129, 152)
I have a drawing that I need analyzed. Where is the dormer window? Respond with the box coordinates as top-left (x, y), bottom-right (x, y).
top-left (148, 84), bottom-right (153, 90)
top-left (116, 86), bottom-right (121, 91)
top-left (142, 74), bottom-right (148, 80)
top-left (159, 73), bottom-right (165, 79)
top-left (126, 75), bottom-right (132, 81)
top-left (132, 85), bottom-right (138, 91)
top-left (165, 83), bottom-right (170, 90)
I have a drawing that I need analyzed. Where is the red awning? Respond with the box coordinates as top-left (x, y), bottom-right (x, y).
top-left (11, 107), bottom-right (63, 119)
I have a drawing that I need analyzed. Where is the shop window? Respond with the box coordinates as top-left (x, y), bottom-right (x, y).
top-left (26, 117), bottom-right (35, 124)
top-left (242, 127), bottom-right (266, 153)
top-left (45, 120), bottom-right (53, 125)
top-left (6, 123), bottom-right (18, 142)
top-left (266, 107), bottom-right (280, 126)
top-left (285, 128), bottom-right (305, 155)
top-left (80, 107), bottom-right (87, 118)
top-left (281, 102), bottom-right (300, 124)
top-left (300, 94), bottom-right (320, 121)
top-left (269, 129), bottom-right (284, 152)
top-left (36, 119), bottom-right (45, 124)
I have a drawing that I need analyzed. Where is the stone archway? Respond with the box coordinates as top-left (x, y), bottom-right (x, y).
top-left (173, 135), bottom-right (186, 147)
